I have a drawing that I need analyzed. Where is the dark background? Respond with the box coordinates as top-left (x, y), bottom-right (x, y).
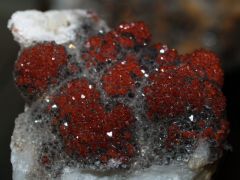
top-left (0, 0), bottom-right (240, 179)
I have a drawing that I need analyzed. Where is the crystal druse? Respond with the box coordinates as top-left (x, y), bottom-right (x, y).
top-left (9, 10), bottom-right (229, 180)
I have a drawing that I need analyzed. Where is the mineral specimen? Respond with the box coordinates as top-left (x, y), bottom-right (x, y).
top-left (9, 10), bottom-right (229, 180)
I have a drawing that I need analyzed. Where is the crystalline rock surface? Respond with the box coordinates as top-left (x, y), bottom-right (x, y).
top-left (8, 10), bottom-right (229, 180)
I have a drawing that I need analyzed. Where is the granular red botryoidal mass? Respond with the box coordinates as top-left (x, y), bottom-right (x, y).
top-left (14, 21), bottom-right (229, 169)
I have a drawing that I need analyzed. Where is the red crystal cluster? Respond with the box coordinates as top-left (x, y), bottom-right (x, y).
top-left (50, 79), bottom-right (135, 162)
top-left (15, 43), bottom-right (68, 99)
top-left (102, 54), bottom-right (143, 96)
top-left (144, 48), bottom-right (225, 119)
top-left (82, 22), bottom-right (151, 67)
top-left (14, 21), bottom-right (229, 167)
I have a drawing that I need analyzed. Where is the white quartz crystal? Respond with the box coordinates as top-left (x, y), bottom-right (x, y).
top-left (8, 10), bottom-right (107, 47)
top-left (11, 113), bottom-right (35, 180)
top-left (188, 140), bottom-right (211, 170)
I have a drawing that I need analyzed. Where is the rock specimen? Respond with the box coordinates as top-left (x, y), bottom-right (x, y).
top-left (9, 10), bottom-right (229, 180)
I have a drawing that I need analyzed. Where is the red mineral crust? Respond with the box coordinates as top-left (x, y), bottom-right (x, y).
top-left (144, 64), bottom-right (204, 118)
top-left (15, 43), bottom-right (68, 99)
top-left (144, 49), bottom-right (225, 119)
top-left (102, 54), bottom-right (143, 96)
top-left (50, 79), bottom-right (135, 163)
top-left (82, 21), bottom-right (150, 67)
top-left (15, 21), bottom-right (229, 168)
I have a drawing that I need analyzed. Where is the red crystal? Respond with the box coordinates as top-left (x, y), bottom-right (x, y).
top-left (82, 21), bottom-right (151, 67)
top-left (203, 81), bottom-right (226, 117)
top-left (153, 43), bottom-right (178, 64)
top-left (84, 34), bottom-right (118, 65)
top-left (102, 54), bottom-right (143, 96)
top-left (50, 79), bottom-right (135, 163)
top-left (186, 49), bottom-right (224, 86)
top-left (144, 63), bottom-right (204, 119)
top-left (15, 43), bottom-right (67, 99)
top-left (116, 22), bottom-right (151, 45)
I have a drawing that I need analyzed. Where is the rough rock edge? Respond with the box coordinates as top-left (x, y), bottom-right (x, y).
top-left (11, 109), bottom-right (216, 180)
